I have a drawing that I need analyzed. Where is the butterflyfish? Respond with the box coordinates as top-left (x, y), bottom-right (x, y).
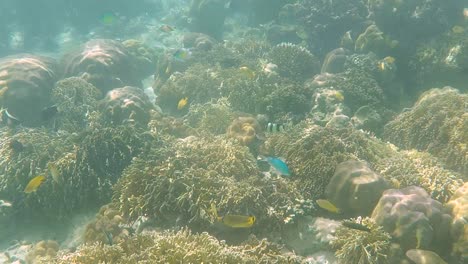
top-left (24, 175), bottom-right (46, 193)
top-left (316, 199), bottom-right (341, 214)
top-left (177, 97), bottom-right (188, 110)
top-left (210, 203), bottom-right (255, 228)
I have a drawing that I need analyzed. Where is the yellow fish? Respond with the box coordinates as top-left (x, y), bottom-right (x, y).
top-left (383, 56), bottom-right (395, 64)
top-left (24, 175), bottom-right (46, 193)
top-left (48, 163), bottom-right (61, 183)
top-left (316, 199), bottom-right (341, 214)
top-left (177, 97), bottom-right (188, 110)
top-left (210, 203), bottom-right (255, 228)
top-left (239, 66), bottom-right (256, 79)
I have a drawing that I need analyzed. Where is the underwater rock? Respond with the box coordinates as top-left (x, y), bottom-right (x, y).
top-left (371, 186), bottom-right (453, 253)
top-left (100, 86), bottom-right (153, 127)
top-left (325, 160), bottom-right (389, 217)
top-left (445, 182), bottom-right (468, 262)
top-left (0, 54), bottom-right (57, 127)
top-left (384, 87), bottom-right (467, 175)
top-left (61, 39), bottom-right (140, 94)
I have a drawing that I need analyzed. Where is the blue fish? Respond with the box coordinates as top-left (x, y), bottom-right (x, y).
top-left (265, 157), bottom-right (291, 177)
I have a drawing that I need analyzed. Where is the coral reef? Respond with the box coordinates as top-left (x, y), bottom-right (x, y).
top-left (371, 186), bottom-right (452, 253)
top-left (325, 160), bottom-right (389, 217)
top-left (183, 32), bottom-right (218, 51)
top-left (331, 217), bottom-right (393, 264)
top-left (354, 24), bottom-right (397, 56)
top-left (121, 39), bottom-right (158, 80)
top-left (445, 182), bottom-right (468, 262)
top-left (51, 77), bottom-right (102, 132)
top-left (268, 42), bottom-right (320, 81)
top-left (384, 87), bottom-right (467, 174)
top-left (99, 86), bottom-right (154, 127)
top-left (42, 229), bottom-right (302, 263)
top-left (25, 240), bottom-right (59, 264)
top-left (61, 39), bottom-right (141, 93)
top-left (0, 54), bottom-right (57, 127)
top-left (320, 48), bottom-right (350, 74)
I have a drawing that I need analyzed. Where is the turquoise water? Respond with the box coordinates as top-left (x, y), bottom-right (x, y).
top-left (0, 1), bottom-right (466, 263)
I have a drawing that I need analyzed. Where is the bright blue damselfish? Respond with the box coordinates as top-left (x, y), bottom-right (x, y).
top-left (265, 157), bottom-right (291, 177)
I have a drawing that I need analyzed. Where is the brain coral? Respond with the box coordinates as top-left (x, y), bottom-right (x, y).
top-left (384, 87), bottom-right (467, 174)
top-left (371, 186), bottom-right (452, 253)
top-left (61, 39), bottom-right (140, 93)
top-left (325, 160), bottom-right (389, 217)
top-left (0, 54), bottom-right (57, 126)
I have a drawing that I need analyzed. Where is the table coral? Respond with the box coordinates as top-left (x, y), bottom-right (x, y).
top-left (0, 54), bottom-right (57, 127)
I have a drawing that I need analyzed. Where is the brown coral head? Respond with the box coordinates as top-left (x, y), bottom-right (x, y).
top-left (227, 116), bottom-right (263, 145)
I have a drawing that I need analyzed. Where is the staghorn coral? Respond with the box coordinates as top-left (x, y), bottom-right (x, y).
top-left (43, 229), bottom-right (302, 263)
top-left (325, 160), bottom-right (389, 217)
top-left (26, 240), bottom-right (59, 264)
top-left (61, 39), bottom-right (140, 93)
top-left (83, 204), bottom-right (130, 245)
top-left (0, 54), bottom-right (57, 127)
top-left (384, 87), bottom-right (467, 174)
top-left (51, 77), bottom-right (102, 132)
top-left (113, 136), bottom-right (304, 237)
top-left (99, 86), bottom-right (154, 127)
top-left (331, 217), bottom-right (392, 264)
top-left (268, 42), bottom-right (320, 81)
top-left (445, 183), bottom-right (468, 262)
top-left (371, 186), bottom-right (453, 253)
top-left (373, 149), bottom-right (464, 203)
top-left (0, 127), bottom-right (74, 220)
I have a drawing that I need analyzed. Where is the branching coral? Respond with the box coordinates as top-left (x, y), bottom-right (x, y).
top-left (373, 149), bottom-right (464, 203)
top-left (268, 42), bottom-right (319, 81)
top-left (43, 229), bottom-right (302, 263)
top-left (384, 87), bottom-right (467, 174)
top-left (331, 217), bottom-right (392, 264)
top-left (113, 136), bottom-right (303, 237)
top-left (51, 77), bottom-right (102, 132)
top-left (185, 97), bottom-right (236, 135)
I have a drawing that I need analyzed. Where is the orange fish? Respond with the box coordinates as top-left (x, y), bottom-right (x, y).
top-left (177, 97), bottom-right (188, 110)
